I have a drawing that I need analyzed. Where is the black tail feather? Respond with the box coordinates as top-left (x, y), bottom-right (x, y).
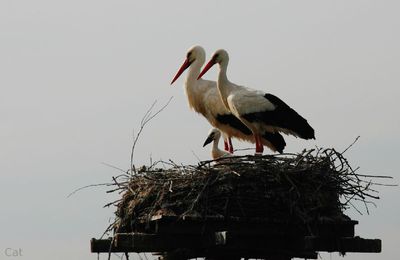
top-left (262, 132), bottom-right (286, 153)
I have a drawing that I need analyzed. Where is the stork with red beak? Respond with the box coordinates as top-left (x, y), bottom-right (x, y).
top-left (198, 49), bottom-right (315, 154)
top-left (171, 46), bottom-right (286, 154)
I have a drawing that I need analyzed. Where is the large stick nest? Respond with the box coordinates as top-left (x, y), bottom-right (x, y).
top-left (109, 148), bottom-right (380, 233)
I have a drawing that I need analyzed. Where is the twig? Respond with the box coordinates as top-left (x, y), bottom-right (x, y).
top-left (102, 162), bottom-right (129, 174)
top-left (67, 183), bottom-right (110, 198)
top-left (342, 136), bottom-right (360, 154)
top-left (130, 97), bottom-right (173, 176)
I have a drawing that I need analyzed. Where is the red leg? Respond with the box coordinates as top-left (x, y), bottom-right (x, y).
top-left (255, 134), bottom-right (264, 154)
top-left (224, 139), bottom-right (229, 151)
top-left (228, 137), bottom-right (234, 154)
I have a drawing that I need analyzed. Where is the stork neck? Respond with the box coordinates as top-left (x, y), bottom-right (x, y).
top-left (184, 60), bottom-right (208, 115)
top-left (184, 60), bottom-right (204, 98)
top-left (218, 64), bottom-right (229, 83)
top-left (212, 138), bottom-right (220, 152)
top-left (186, 60), bottom-right (202, 83)
top-left (217, 63), bottom-right (232, 109)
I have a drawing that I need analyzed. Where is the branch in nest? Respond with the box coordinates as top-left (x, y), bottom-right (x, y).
top-left (130, 97), bottom-right (173, 176)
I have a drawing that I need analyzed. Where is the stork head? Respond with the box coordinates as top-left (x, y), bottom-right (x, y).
top-left (197, 49), bottom-right (229, 79)
top-left (170, 45), bottom-right (206, 85)
top-left (203, 128), bottom-right (221, 147)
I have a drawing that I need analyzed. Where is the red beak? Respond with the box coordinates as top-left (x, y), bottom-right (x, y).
top-left (197, 59), bottom-right (216, 80)
top-left (170, 58), bottom-right (191, 85)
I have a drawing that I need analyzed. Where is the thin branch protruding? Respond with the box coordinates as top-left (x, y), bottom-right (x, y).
top-left (130, 97), bottom-right (173, 175)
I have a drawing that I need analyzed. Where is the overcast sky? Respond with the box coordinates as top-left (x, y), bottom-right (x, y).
top-left (1, 1), bottom-right (399, 259)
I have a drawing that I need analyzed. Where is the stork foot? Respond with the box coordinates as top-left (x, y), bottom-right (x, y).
top-left (255, 135), bottom-right (264, 155)
top-left (228, 137), bottom-right (234, 154)
top-left (223, 140), bottom-right (229, 152)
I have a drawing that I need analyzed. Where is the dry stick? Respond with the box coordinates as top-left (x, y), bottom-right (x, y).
top-left (100, 222), bottom-right (115, 239)
top-left (348, 201), bottom-right (363, 215)
top-left (342, 136), bottom-right (360, 154)
top-left (130, 97), bottom-right (173, 176)
top-left (67, 183), bottom-right (111, 198)
top-left (102, 162), bottom-right (130, 175)
top-left (107, 236), bottom-right (116, 260)
top-left (342, 153), bottom-right (371, 212)
top-left (356, 173), bottom-right (394, 179)
top-left (68, 100), bottom-right (172, 201)
top-left (360, 182), bottom-right (398, 187)
top-left (130, 100), bottom-right (157, 174)
top-left (112, 176), bottom-right (124, 189)
top-left (353, 197), bottom-right (378, 208)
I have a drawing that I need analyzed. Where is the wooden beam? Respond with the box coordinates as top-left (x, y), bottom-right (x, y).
top-left (91, 238), bottom-right (113, 253)
top-left (91, 233), bottom-right (380, 257)
top-left (212, 231), bottom-right (318, 258)
top-left (91, 234), bottom-right (318, 259)
top-left (148, 215), bottom-right (357, 238)
top-left (304, 236), bottom-right (381, 253)
top-left (91, 233), bottom-right (223, 253)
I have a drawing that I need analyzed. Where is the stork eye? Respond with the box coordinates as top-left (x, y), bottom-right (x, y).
top-left (187, 51), bottom-right (192, 58)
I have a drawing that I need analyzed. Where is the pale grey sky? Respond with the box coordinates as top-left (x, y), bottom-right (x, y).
top-left (1, 1), bottom-right (399, 259)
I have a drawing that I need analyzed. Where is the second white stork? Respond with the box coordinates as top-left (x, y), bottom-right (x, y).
top-left (171, 45), bottom-right (286, 154)
top-left (198, 49), bottom-right (315, 154)
top-left (203, 128), bottom-right (231, 160)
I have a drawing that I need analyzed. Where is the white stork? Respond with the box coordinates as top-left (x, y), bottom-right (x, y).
top-left (171, 45), bottom-right (286, 154)
top-left (203, 128), bottom-right (231, 160)
top-left (197, 49), bottom-right (315, 154)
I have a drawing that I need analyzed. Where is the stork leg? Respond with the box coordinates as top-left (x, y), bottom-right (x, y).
top-left (223, 139), bottom-right (229, 152)
top-left (228, 137), bottom-right (234, 154)
top-left (255, 134), bottom-right (264, 154)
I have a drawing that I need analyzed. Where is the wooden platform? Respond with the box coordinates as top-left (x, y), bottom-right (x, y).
top-left (91, 215), bottom-right (381, 259)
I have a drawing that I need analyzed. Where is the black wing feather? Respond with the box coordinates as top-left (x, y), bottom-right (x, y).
top-left (216, 113), bottom-right (252, 135)
top-left (216, 113), bottom-right (287, 153)
top-left (243, 94), bottom-right (315, 139)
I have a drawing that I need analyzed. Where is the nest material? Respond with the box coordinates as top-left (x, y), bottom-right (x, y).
top-left (111, 148), bottom-right (379, 233)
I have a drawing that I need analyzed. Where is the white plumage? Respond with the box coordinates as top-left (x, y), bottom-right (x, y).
top-left (171, 46), bottom-right (286, 154)
top-left (198, 49), bottom-right (315, 154)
